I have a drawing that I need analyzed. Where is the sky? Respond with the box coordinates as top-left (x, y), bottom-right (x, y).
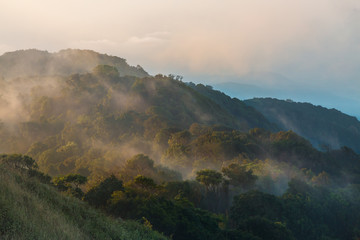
top-left (0, 0), bottom-right (359, 117)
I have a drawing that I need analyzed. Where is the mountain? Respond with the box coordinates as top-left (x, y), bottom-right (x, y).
top-left (0, 49), bottom-right (149, 79)
top-left (2, 49), bottom-right (360, 240)
top-left (0, 63), bottom-right (277, 178)
top-left (245, 98), bottom-right (360, 153)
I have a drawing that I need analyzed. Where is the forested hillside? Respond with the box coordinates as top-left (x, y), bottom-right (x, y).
top-left (0, 59), bottom-right (279, 180)
top-left (1, 49), bottom-right (360, 239)
top-left (245, 98), bottom-right (360, 153)
top-left (187, 83), bottom-right (278, 131)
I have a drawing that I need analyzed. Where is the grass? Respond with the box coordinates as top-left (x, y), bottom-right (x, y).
top-left (0, 164), bottom-right (168, 240)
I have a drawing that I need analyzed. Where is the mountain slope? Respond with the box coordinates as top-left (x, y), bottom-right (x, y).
top-left (214, 81), bottom-right (360, 121)
top-left (245, 98), bottom-right (360, 152)
top-left (0, 49), bottom-right (149, 79)
top-left (0, 161), bottom-right (167, 240)
top-left (0, 68), bottom-right (278, 178)
top-left (187, 82), bottom-right (278, 131)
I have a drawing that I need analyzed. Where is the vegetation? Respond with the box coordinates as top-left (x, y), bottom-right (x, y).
top-left (0, 49), bottom-right (149, 78)
top-left (245, 97), bottom-right (360, 153)
top-left (0, 155), bottom-right (167, 240)
top-left (1, 49), bottom-right (360, 239)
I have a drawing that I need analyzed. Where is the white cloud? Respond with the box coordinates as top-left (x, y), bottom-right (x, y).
top-left (127, 36), bottom-right (164, 44)
top-left (127, 31), bottom-right (170, 44)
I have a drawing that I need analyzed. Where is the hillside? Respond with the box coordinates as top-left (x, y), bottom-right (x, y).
top-left (0, 49), bottom-right (359, 180)
top-left (0, 157), bottom-right (167, 240)
top-left (245, 98), bottom-right (360, 153)
top-left (0, 53), bottom-right (280, 180)
top-left (187, 82), bottom-right (278, 131)
top-left (0, 49), bottom-right (149, 79)
top-left (2, 49), bottom-right (360, 239)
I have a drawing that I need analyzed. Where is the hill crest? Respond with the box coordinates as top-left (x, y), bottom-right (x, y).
top-left (0, 49), bottom-right (149, 79)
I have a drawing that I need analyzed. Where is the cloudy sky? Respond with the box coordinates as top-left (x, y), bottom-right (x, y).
top-left (1, 0), bottom-right (359, 116)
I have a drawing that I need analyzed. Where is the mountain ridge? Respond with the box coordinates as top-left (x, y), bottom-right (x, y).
top-left (213, 81), bottom-right (360, 120)
top-left (0, 49), bottom-right (149, 79)
top-left (245, 97), bottom-right (360, 153)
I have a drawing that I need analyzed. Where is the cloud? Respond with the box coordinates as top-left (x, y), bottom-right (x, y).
top-left (127, 36), bottom-right (164, 44)
top-left (126, 31), bottom-right (170, 44)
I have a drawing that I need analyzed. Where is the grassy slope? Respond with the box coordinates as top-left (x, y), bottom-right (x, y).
top-left (0, 164), bottom-right (167, 240)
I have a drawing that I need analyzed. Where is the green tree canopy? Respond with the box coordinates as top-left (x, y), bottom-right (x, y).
top-left (195, 169), bottom-right (223, 192)
top-left (84, 175), bottom-right (124, 208)
top-left (222, 163), bottom-right (257, 190)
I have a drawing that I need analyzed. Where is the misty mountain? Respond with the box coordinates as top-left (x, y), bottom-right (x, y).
top-left (245, 98), bottom-right (360, 153)
top-left (2, 49), bottom-right (360, 239)
top-left (0, 62), bottom-right (276, 178)
top-left (186, 82), bottom-right (278, 131)
top-left (0, 49), bottom-right (149, 79)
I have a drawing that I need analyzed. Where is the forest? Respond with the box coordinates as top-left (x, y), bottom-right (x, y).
top-left (1, 49), bottom-right (360, 239)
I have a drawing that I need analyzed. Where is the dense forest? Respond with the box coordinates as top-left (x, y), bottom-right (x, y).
top-left (1, 49), bottom-right (360, 239)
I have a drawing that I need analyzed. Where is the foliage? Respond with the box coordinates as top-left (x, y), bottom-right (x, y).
top-left (84, 175), bottom-right (124, 208)
top-left (195, 169), bottom-right (223, 192)
top-left (222, 163), bottom-right (258, 190)
top-left (53, 173), bottom-right (87, 198)
top-left (109, 194), bottom-right (222, 240)
top-left (0, 162), bottom-right (167, 240)
top-left (230, 191), bottom-right (284, 225)
top-left (229, 180), bottom-right (360, 240)
top-left (0, 154), bottom-right (38, 170)
top-left (236, 217), bottom-right (295, 240)
top-left (1, 50), bottom-right (360, 240)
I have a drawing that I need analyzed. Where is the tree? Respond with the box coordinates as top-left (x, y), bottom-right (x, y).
top-left (230, 191), bottom-right (284, 224)
top-left (0, 154), bottom-right (38, 170)
top-left (195, 169), bottom-right (223, 192)
top-left (311, 171), bottom-right (330, 186)
top-left (237, 217), bottom-right (294, 240)
top-left (120, 154), bottom-right (155, 181)
top-left (222, 163), bottom-right (257, 190)
top-left (84, 175), bottom-right (123, 208)
top-left (92, 65), bottom-right (119, 78)
top-left (53, 173), bottom-right (87, 198)
top-left (132, 175), bottom-right (159, 196)
top-left (134, 175), bottom-right (157, 190)
top-left (126, 154), bottom-right (154, 170)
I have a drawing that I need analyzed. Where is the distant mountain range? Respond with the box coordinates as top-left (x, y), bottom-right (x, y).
top-left (244, 98), bottom-right (360, 152)
top-left (213, 81), bottom-right (360, 120)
